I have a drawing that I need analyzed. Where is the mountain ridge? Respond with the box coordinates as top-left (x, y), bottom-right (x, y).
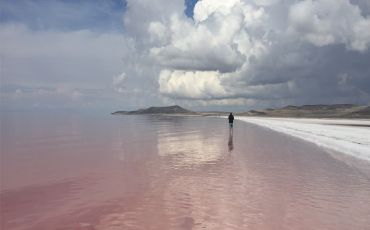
top-left (112, 104), bottom-right (370, 118)
top-left (112, 105), bottom-right (197, 115)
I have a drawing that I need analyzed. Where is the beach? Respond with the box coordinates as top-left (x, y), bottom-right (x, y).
top-left (1, 112), bottom-right (370, 229)
top-left (237, 117), bottom-right (370, 162)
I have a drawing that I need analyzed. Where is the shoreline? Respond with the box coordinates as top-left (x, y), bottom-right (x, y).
top-left (235, 116), bottom-right (370, 162)
top-left (112, 112), bottom-right (370, 119)
top-left (111, 104), bottom-right (370, 119)
top-left (112, 113), bottom-right (370, 162)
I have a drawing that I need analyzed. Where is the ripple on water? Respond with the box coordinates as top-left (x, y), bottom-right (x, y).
top-left (2, 114), bottom-right (370, 229)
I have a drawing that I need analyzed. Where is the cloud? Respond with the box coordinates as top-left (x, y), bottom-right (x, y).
top-left (123, 0), bottom-right (184, 41)
top-left (144, 0), bottom-right (370, 107)
top-left (0, 24), bottom-right (130, 87)
top-left (1, 85), bottom-right (85, 109)
top-left (149, 0), bottom-right (267, 73)
top-left (0, 23), bottom-right (142, 110)
top-left (1, 0), bottom-right (370, 111)
top-left (251, 0), bottom-right (281, 6)
top-left (113, 72), bottom-right (127, 93)
top-left (1, 0), bottom-right (167, 110)
top-left (159, 70), bottom-right (228, 99)
top-left (288, 0), bottom-right (370, 51)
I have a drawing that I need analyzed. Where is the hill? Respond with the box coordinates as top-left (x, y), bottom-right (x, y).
top-left (112, 104), bottom-right (370, 118)
top-left (112, 105), bottom-right (197, 115)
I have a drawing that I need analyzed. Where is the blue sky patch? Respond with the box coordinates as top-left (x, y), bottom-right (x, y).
top-left (184, 0), bottom-right (198, 18)
top-left (0, 0), bottom-right (127, 32)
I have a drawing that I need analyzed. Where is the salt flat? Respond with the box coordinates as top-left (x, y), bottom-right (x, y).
top-left (2, 112), bottom-right (370, 229)
top-left (237, 117), bottom-right (370, 162)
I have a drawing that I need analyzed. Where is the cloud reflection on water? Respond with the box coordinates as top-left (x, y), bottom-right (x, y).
top-left (152, 115), bottom-right (230, 168)
top-left (157, 130), bottom-right (225, 168)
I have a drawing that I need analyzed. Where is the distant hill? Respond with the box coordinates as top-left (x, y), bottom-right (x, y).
top-left (112, 105), bottom-right (197, 115)
top-left (112, 104), bottom-right (370, 118)
top-left (238, 104), bottom-right (370, 118)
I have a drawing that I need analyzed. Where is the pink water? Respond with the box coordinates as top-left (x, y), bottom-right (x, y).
top-left (1, 111), bottom-right (370, 229)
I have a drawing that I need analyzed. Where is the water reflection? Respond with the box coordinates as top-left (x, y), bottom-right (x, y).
top-left (228, 128), bottom-right (234, 152)
top-left (157, 130), bottom-right (225, 167)
top-left (3, 113), bottom-right (370, 230)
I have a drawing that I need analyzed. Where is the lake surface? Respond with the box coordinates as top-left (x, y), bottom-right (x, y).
top-left (1, 111), bottom-right (370, 229)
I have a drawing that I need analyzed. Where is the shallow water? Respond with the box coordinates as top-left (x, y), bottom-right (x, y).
top-left (1, 111), bottom-right (370, 229)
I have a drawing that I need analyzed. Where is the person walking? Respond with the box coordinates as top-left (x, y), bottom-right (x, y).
top-left (228, 112), bottom-right (234, 128)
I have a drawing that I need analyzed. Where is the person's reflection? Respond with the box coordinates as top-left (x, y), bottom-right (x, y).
top-left (228, 128), bottom-right (234, 152)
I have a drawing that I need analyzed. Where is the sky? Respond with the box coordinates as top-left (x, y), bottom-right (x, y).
top-left (1, 0), bottom-right (370, 112)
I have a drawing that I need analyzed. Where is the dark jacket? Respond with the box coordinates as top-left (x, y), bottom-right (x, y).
top-left (228, 114), bottom-right (234, 123)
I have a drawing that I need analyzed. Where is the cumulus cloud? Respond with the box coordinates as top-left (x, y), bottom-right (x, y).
top-left (148, 21), bottom-right (168, 44)
top-left (150, 0), bottom-right (267, 73)
top-left (159, 70), bottom-right (228, 99)
top-left (143, 0), bottom-right (370, 107)
top-left (2, 0), bottom-right (370, 111)
top-left (288, 0), bottom-right (370, 51)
